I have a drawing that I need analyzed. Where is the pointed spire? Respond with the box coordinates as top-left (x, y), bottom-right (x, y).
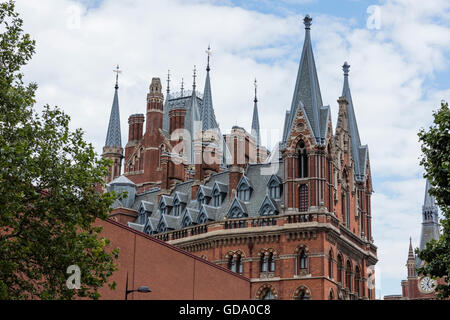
top-left (251, 79), bottom-right (261, 146)
top-left (341, 61), bottom-right (365, 181)
top-left (181, 77), bottom-right (184, 97)
top-left (408, 237), bottom-right (415, 260)
top-left (166, 69), bottom-right (171, 96)
top-left (105, 66), bottom-right (122, 148)
top-left (193, 65), bottom-right (197, 92)
top-left (283, 14), bottom-right (324, 145)
top-left (201, 45), bottom-right (219, 131)
top-left (419, 179), bottom-right (440, 252)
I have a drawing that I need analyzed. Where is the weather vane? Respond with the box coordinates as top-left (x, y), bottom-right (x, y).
top-left (113, 65), bottom-right (122, 89)
top-left (206, 45), bottom-right (212, 71)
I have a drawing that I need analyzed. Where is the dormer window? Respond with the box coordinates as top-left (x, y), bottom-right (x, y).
top-left (213, 188), bottom-right (222, 207)
top-left (198, 192), bottom-right (205, 210)
top-left (160, 203), bottom-right (168, 215)
top-left (230, 206), bottom-right (244, 218)
top-left (173, 199), bottom-right (181, 216)
top-left (138, 207), bottom-right (146, 224)
top-left (261, 204), bottom-right (273, 216)
top-left (238, 184), bottom-right (250, 202)
top-left (269, 180), bottom-right (281, 199)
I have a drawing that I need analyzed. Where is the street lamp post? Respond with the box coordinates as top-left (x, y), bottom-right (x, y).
top-left (125, 272), bottom-right (151, 300)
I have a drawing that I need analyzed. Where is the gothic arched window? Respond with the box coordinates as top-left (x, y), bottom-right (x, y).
top-left (299, 249), bottom-right (308, 271)
top-left (197, 192), bottom-right (205, 210)
top-left (160, 203), bottom-right (167, 215)
top-left (296, 140), bottom-right (308, 178)
top-left (173, 199), bottom-right (181, 216)
top-left (337, 254), bottom-right (343, 284)
top-left (269, 180), bottom-right (281, 199)
top-left (236, 255), bottom-right (243, 274)
top-left (355, 266), bottom-right (361, 297)
top-left (213, 188), bottom-right (222, 207)
top-left (261, 289), bottom-right (275, 300)
top-left (260, 254), bottom-right (267, 272)
top-left (346, 260), bottom-right (352, 291)
top-left (328, 250), bottom-right (333, 279)
top-left (238, 183), bottom-right (251, 202)
top-left (261, 204), bottom-right (273, 216)
top-left (299, 184), bottom-right (309, 212)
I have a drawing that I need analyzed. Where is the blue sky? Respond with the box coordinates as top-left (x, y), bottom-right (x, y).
top-left (16, 0), bottom-right (450, 299)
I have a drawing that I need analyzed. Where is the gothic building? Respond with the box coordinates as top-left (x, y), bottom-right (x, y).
top-left (103, 15), bottom-right (377, 300)
top-left (384, 180), bottom-right (442, 300)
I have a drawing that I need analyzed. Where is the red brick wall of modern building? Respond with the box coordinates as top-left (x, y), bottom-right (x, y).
top-left (96, 219), bottom-right (251, 300)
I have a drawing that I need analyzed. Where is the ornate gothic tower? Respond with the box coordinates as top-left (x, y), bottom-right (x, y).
top-left (418, 180), bottom-right (440, 257)
top-left (102, 66), bottom-right (124, 183)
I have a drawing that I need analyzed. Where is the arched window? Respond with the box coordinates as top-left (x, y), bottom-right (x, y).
top-left (138, 148), bottom-right (144, 171)
top-left (173, 199), bottom-right (181, 216)
top-left (328, 250), bottom-right (333, 279)
top-left (238, 183), bottom-right (251, 201)
top-left (299, 249), bottom-right (308, 271)
top-left (261, 289), bottom-right (275, 300)
top-left (236, 255), bottom-right (243, 274)
top-left (160, 203), bottom-right (167, 215)
top-left (260, 254), bottom-right (267, 272)
top-left (227, 256), bottom-right (234, 272)
top-left (355, 266), bottom-right (361, 297)
top-left (329, 289), bottom-right (334, 300)
top-left (268, 252), bottom-right (275, 272)
top-left (269, 180), bottom-right (281, 199)
top-left (299, 184), bottom-right (309, 212)
top-left (198, 211), bottom-right (208, 224)
top-left (230, 206), bottom-right (244, 218)
top-left (296, 140), bottom-right (308, 178)
top-left (337, 255), bottom-right (343, 284)
top-left (261, 204), bottom-right (273, 216)
top-left (198, 192), bottom-right (205, 210)
top-left (346, 260), bottom-right (352, 291)
top-left (213, 188), bottom-right (222, 207)
top-left (294, 288), bottom-right (311, 300)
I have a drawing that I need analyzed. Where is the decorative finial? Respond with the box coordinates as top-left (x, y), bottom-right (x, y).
top-left (343, 61), bottom-right (350, 76)
top-left (113, 65), bottom-right (121, 89)
top-left (193, 65), bottom-right (197, 91)
top-left (167, 69), bottom-right (171, 95)
top-left (206, 45), bottom-right (212, 72)
top-left (303, 14), bottom-right (312, 30)
top-left (181, 77), bottom-right (184, 97)
top-left (254, 78), bottom-right (258, 103)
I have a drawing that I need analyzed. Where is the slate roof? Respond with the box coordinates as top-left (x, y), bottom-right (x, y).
top-left (283, 15), bottom-right (328, 146)
top-left (127, 161), bottom-right (284, 235)
top-left (105, 85), bottom-right (122, 148)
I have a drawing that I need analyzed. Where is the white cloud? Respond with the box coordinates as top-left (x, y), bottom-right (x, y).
top-left (14, 0), bottom-right (450, 297)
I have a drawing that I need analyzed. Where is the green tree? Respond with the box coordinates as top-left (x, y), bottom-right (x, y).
top-left (416, 101), bottom-right (450, 299)
top-left (0, 0), bottom-right (119, 299)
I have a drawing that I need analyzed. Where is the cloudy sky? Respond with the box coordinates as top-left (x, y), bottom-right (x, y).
top-left (14, 0), bottom-right (450, 298)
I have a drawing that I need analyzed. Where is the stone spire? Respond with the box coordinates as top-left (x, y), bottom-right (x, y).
top-left (201, 45), bottom-right (219, 131)
top-left (103, 65), bottom-right (124, 182)
top-left (283, 15), bottom-right (324, 145)
top-left (419, 180), bottom-right (440, 251)
top-left (105, 65), bottom-right (122, 148)
top-left (341, 62), bottom-right (367, 182)
top-left (251, 78), bottom-right (261, 146)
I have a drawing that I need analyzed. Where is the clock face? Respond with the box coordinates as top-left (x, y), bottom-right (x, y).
top-left (419, 277), bottom-right (436, 293)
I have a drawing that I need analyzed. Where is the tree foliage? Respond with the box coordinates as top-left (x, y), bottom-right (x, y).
top-left (0, 0), bottom-right (119, 299)
top-left (416, 101), bottom-right (450, 299)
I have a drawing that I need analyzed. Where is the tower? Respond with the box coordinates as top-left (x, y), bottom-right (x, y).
top-left (103, 65), bottom-right (124, 183)
top-left (419, 180), bottom-right (440, 255)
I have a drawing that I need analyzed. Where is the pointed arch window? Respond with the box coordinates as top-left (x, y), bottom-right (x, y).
top-left (198, 192), bottom-right (205, 210)
top-left (228, 254), bottom-right (243, 274)
top-left (346, 260), bottom-right (352, 291)
top-left (337, 255), bottom-right (343, 284)
top-left (299, 184), bottom-right (309, 212)
top-left (296, 140), bottom-right (308, 178)
top-left (173, 199), bottom-right (181, 216)
top-left (138, 207), bottom-right (147, 225)
top-left (355, 266), bottom-right (361, 297)
top-left (238, 183), bottom-right (251, 202)
top-left (299, 249), bottom-right (308, 271)
top-left (269, 179), bottom-right (281, 199)
top-left (182, 214), bottom-right (192, 228)
top-left (328, 250), bottom-right (333, 279)
top-left (160, 203), bottom-right (167, 215)
top-left (261, 289), bottom-right (275, 300)
top-left (198, 211), bottom-right (208, 224)
top-left (230, 206), bottom-right (244, 218)
top-left (213, 188), bottom-right (222, 207)
top-left (261, 204), bottom-right (274, 216)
